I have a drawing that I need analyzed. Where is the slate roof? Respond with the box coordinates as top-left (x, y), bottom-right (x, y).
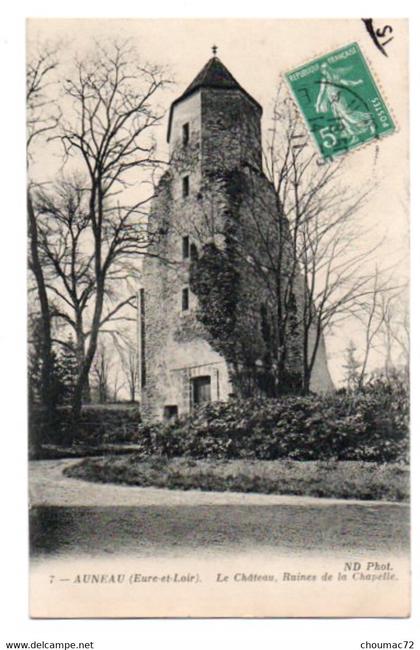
top-left (167, 56), bottom-right (262, 141)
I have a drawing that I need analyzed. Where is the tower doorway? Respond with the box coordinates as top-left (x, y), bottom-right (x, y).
top-left (191, 375), bottom-right (211, 406)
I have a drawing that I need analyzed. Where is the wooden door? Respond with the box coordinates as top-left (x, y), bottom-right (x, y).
top-left (192, 376), bottom-right (211, 405)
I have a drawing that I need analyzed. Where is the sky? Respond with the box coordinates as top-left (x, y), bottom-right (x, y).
top-left (27, 18), bottom-right (409, 385)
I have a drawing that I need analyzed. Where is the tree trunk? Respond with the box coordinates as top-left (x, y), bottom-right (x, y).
top-left (302, 367), bottom-right (311, 395)
top-left (83, 376), bottom-right (91, 403)
top-left (75, 326), bottom-right (91, 403)
top-left (28, 189), bottom-right (55, 449)
top-left (302, 323), bottom-right (310, 395)
top-left (71, 279), bottom-right (105, 421)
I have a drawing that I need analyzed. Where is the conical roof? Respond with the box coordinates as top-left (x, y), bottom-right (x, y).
top-left (167, 56), bottom-right (262, 141)
top-left (183, 56), bottom-right (248, 96)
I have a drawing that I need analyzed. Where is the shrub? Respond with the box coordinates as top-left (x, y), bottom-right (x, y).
top-left (136, 372), bottom-right (408, 464)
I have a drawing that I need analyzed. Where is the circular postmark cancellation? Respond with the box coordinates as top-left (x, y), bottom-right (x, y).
top-left (285, 42), bottom-right (395, 160)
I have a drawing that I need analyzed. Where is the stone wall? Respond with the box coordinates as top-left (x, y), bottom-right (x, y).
top-left (140, 83), bottom-right (333, 422)
top-left (140, 161), bottom-right (232, 421)
top-left (201, 88), bottom-right (262, 172)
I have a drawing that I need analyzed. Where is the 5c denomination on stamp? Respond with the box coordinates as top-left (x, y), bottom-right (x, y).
top-left (285, 42), bottom-right (395, 159)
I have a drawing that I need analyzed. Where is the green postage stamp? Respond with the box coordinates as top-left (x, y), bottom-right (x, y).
top-left (285, 42), bottom-right (395, 159)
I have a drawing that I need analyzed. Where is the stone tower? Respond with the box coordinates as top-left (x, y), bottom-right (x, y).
top-left (139, 54), bottom-right (333, 421)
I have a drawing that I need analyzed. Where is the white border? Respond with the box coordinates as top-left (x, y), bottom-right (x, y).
top-left (0, 4), bottom-right (418, 649)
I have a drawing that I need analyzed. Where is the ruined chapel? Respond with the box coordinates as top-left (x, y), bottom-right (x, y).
top-left (139, 53), bottom-right (333, 421)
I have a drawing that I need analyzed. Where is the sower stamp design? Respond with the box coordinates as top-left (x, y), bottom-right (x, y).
top-left (285, 42), bottom-right (395, 159)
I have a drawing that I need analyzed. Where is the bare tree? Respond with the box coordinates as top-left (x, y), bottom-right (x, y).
top-left (261, 83), bottom-right (386, 393)
top-left (27, 42), bottom-right (61, 153)
top-left (44, 39), bottom-right (171, 418)
top-left (342, 340), bottom-right (361, 390)
top-left (378, 292), bottom-right (409, 378)
top-left (116, 338), bottom-right (139, 402)
top-left (388, 301), bottom-right (409, 373)
top-left (350, 268), bottom-right (403, 386)
top-left (32, 179), bottom-right (91, 395)
top-left (111, 368), bottom-right (126, 403)
top-left (33, 176), bottom-right (138, 401)
top-left (91, 341), bottom-right (113, 403)
top-left (27, 43), bottom-right (61, 429)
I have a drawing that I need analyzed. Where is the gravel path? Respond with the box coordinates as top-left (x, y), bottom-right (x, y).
top-left (29, 459), bottom-right (408, 508)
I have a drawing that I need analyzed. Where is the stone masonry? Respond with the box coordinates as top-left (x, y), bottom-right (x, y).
top-left (139, 55), bottom-right (334, 421)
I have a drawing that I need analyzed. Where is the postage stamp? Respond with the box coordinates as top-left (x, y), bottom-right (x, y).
top-left (285, 42), bottom-right (396, 159)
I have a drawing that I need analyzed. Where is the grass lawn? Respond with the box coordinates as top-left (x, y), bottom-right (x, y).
top-left (64, 456), bottom-right (409, 502)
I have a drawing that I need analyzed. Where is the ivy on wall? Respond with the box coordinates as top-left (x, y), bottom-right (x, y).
top-left (190, 169), bottom-right (268, 395)
top-left (190, 168), bottom-right (305, 397)
top-left (190, 239), bottom-right (239, 364)
top-left (189, 170), bottom-right (243, 369)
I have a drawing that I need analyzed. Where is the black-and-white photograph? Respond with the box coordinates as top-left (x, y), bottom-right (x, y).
top-left (27, 18), bottom-right (409, 618)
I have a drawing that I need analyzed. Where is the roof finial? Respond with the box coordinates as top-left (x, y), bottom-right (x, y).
top-left (212, 44), bottom-right (218, 56)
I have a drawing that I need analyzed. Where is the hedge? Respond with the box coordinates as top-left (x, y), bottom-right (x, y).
top-left (30, 403), bottom-right (141, 449)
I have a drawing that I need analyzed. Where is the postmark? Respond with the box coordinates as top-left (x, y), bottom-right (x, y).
top-left (285, 42), bottom-right (395, 160)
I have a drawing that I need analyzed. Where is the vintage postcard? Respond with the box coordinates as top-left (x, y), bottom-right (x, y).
top-left (27, 18), bottom-right (409, 618)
